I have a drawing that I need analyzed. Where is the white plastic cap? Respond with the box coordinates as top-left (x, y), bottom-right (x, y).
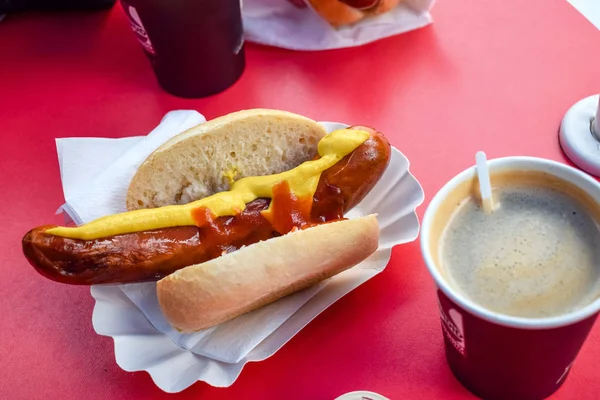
top-left (559, 94), bottom-right (600, 177)
top-left (335, 391), bottom-right (390, 400)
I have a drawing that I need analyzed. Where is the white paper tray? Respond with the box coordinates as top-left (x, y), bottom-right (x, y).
top-left (90, 121), bottom-right (425, 392)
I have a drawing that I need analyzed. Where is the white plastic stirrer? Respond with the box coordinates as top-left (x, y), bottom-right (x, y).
top-left (475, 151), bottom-right (494, 214)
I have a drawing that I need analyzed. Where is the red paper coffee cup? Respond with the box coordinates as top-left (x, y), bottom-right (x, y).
top-left (421, 157), bottom-right (600, 400)
top-left (120, 0), bottom-right (245, 98)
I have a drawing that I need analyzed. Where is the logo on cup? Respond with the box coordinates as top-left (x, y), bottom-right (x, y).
top-left (123, 4), bottom-right (156, 55)
top-left (438, 299), bottom-right (466, 356)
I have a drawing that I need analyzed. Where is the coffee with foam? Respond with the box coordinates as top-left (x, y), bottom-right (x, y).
top-left (435, 170), bottom-right (600, 318)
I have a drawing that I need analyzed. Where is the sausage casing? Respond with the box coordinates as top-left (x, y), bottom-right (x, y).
top-left (22, 127), bottom-right (391, 285)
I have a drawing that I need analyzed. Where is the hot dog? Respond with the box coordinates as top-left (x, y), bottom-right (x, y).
top-left (22, 109), bottom-right (392, 332)
top-left (22, 126), bottom-right (391, 285)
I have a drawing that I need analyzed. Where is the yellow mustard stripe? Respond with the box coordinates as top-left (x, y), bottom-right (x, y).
top-left (45, 129), bottom-right (369, 240)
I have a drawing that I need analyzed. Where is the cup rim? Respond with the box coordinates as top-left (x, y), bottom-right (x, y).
top-left (421, 156), bottom-right (600, 329)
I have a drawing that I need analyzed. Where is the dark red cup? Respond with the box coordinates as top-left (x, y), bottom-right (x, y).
top-left (120, 0), bottom-right (245, 98)
top-left (421, 157), bottom-right (600, 400)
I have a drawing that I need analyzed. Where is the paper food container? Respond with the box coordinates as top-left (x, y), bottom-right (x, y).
top-left (61, 118), bottom-right (425, 392)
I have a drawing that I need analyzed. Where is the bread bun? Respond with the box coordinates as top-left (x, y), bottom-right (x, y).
top-left (307, 0), bottom-right (404, 27)
top-left (372, 0), bottom-right (401, 15)
top-left (307, 0), bottom-right (365, 27)
top-left (126, 109), bottom-right (327, 211)
top-left (157, 214), bottom-right (380, 332)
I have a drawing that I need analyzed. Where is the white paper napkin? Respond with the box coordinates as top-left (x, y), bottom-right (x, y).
top-left (57, 110), bottom-right (205, 225)
top-left (242, 0), bottom-right (436, 51)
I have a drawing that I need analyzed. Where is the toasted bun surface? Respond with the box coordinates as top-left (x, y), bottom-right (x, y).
top-left (372, 0), bottom-right (402, 15)
top-left (157, 215), bottom-right (380, 332)
top-left (307, 0), bottom-right (404, 26)
top-left (127, 109), bottom-right (327, 211)
top-left (307, 0), bottom-right (364, 26)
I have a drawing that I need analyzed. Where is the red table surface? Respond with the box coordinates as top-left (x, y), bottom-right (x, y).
top-left (2, 0), bottom-right (600, 399)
